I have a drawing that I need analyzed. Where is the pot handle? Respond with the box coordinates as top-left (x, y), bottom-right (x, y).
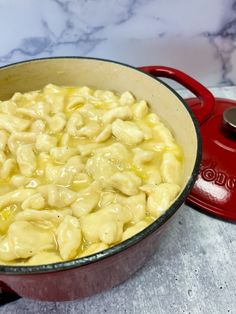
top-left (139, 66), bottom-right (215, 125)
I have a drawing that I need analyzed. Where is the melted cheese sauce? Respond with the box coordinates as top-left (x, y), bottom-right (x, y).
top-left (0, 85), bottom-right (182, 265)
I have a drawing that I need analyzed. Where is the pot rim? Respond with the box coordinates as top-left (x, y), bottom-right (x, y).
top-left (0, 56), bottom-right (202, 274)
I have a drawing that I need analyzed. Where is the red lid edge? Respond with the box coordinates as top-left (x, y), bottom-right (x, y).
top-left (186, 195), bottom-right (236, 222)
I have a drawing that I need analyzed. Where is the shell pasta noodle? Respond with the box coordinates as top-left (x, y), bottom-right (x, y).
top-left (0, 84), bottom-right (183, 265)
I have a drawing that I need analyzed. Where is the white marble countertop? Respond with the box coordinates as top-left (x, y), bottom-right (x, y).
top-left (1, 86), bottom-right (236, 314)
top-left (0, 0), bottom-right (236, 87)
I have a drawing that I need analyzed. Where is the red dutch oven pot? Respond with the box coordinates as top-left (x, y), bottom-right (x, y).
top-left (0, 58), bottom-right (215, 301)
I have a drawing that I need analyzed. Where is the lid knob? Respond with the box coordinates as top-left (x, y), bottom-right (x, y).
top-left (223, 107), bottom-right (236, 134)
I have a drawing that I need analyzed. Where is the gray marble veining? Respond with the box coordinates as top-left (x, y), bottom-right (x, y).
top-left (1, 0), bottom-right (236, 87)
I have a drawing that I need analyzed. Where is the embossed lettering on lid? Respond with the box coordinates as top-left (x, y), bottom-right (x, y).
top-left (185, 97), bottom-right (236, 221)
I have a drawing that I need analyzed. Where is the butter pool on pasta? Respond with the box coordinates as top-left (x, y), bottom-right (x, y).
top-left (0, 84), bottom-right (182, 265)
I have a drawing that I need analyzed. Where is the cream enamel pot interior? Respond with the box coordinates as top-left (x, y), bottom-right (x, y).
top-left (0, 57), bottom-right (208, 301)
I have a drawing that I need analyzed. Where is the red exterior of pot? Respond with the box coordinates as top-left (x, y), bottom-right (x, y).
top-left (0, 222), bottom-right (166, 301)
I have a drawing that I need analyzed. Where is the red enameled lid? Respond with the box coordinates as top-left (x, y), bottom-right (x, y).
top-left (186, 97), bottom-right (236, 221)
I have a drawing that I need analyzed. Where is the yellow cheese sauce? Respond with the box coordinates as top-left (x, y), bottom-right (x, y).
top-left (0, 84), bottom-right (182, 265)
